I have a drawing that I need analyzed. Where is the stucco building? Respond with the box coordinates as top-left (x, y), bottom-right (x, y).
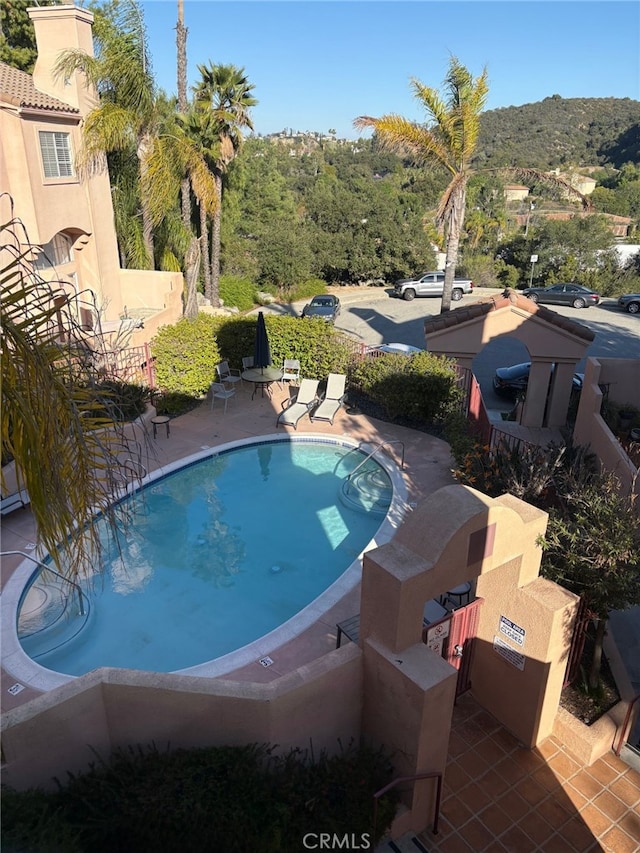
top-left (0, 4), bottom-right (182, 348)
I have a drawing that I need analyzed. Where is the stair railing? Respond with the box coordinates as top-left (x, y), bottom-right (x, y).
top-left (372, 770), bottom-right (442, 841)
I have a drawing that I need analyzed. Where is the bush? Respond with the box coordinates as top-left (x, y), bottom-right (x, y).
top-left (152, 391), bottom-right (200, 418)
top-left (349, 351), bottom-right (463, 425)
top-left (151, 315), bottom-right (222, 396)
top-left (88, 380), bottom-right (149, 422)
top-left (1, 741), bottom-right (398, 853)
top-left (220, 275), bottom-right (258, 311)
top-left (214, 315), bottom-right (353, 380)
top-left (284, 278), bottom-right (329, 303)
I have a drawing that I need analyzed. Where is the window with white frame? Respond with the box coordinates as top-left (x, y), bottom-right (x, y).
top-left (38, 130), bottom-right (74, 178)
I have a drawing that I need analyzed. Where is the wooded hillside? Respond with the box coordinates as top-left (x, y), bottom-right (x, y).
top-left (474, 96), bottom-right (640, 170)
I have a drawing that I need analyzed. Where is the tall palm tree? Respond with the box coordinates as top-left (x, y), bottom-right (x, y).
top-left (355, 58), bottom-right (488, 312)
top-left (193, 63), bottom-right (257, 306)
top-left (54, 0), bottom-right (159, 268)
top-left (355, 57), bottom-right (590, 312)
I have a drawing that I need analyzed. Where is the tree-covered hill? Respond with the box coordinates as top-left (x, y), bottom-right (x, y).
top-left (474, 96), bottom-right (640, 170)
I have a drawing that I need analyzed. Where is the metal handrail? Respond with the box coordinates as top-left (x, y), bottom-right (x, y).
top-left (347, 440), bottom-right (405, 490)
top-left (372, 770), bottom-right (442, 840)
top-left (2, 550), bottom-right (88, 617)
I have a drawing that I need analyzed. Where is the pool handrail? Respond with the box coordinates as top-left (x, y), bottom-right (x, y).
top-left (2, 550), bottom-right (89, 618)
top-left (345, 440), bottom-right (405, 497)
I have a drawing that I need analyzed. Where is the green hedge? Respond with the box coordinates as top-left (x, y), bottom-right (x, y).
top-left (1, 741), bottom-right (398, 853)
top-left (151, 314), bottom-right (222, 396)
top-left (210, 315), bottom-right (353, 380)
top-left (349, 351), bottom-right (463, 424)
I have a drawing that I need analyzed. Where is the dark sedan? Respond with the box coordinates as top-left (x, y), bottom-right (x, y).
top-left (493, 362), bottom-right (584, 397)
top-left (301, 294), bottom-right (341, 323)
top-left (522, 283), bottom-right (600, 309)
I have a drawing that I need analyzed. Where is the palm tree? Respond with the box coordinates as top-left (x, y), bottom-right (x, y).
top-left (1, 210), bottom-right (140, 578)
top-left (193, 63), bottom-right (257, 306)
top-left (54, 0), bottom-right (159, 268)
top-left (355, 58), bottom-right (488, 312)
top-left (355, 57), bottom-right (590, 312)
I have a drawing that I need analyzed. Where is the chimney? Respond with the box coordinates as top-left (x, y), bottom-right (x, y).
top-left (28, 4), bottom-right (96, 115)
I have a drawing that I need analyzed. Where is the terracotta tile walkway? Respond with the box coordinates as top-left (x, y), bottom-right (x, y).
top-left (412, 693), bottom-right (640, 852)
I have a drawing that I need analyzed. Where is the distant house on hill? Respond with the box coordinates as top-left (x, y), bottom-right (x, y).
top-left (503, 184), bottom-right (530, 203)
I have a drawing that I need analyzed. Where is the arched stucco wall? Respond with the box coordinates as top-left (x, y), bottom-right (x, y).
top-left (423, 290), bottom-right (594, 427)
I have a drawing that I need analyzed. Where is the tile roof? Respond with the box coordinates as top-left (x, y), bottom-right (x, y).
top-left (0, 61), bottom-right (79, 115)
top-left (423, 288), bottom-right (596, 343)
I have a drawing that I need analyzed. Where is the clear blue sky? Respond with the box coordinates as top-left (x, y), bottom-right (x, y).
top-left (140, 1), bottom-right (640, 139)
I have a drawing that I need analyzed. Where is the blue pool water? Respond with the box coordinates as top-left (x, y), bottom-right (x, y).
top-left (18, 440), bottom-right (391, 676)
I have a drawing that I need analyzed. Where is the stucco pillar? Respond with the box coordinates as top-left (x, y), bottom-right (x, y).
top-left (546, 361), bottom-right (577, 427)
top-left (521, 361), bottom-right (553, 428)
top-left (362, 639), bottom-right (457, 835)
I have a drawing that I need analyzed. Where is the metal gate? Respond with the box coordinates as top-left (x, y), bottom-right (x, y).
top-left (423, 598), bottom-right (484, 698)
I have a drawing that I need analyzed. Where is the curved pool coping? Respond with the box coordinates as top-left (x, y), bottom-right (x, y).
top-left (1, 433), bottom-right (409, 692)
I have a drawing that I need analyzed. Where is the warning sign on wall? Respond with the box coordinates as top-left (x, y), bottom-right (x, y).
top-left (493, 636), bottom-right (526, 670)
top-left (499, 615), bottom-right (526, 647)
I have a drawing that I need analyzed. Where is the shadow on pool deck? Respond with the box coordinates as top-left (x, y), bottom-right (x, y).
top-left (0, 379), bottom-right (457, 707)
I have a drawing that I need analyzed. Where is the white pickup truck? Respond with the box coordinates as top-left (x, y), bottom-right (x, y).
top-left (393, 271), bottom-right (474, 301)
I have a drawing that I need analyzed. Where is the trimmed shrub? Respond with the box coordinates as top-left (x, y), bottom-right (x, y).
top-left (349, 351), bottom-right (462, 425)
top-left (214, 315), bottom-right (353, 380)
top-left (151, 315), bottom-right (222, 396)
top-left (76, 380), bottom-right (149, 423)
top-left (152, 391), bottom-right (200, 418)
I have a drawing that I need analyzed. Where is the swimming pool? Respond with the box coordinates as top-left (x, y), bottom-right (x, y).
top-left (6, 435), bottom-right (407, 689)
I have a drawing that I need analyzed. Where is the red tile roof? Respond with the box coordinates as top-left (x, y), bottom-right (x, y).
top-left (424, 288), bottom-right (595, 343)
top-left (0, 61), bottom-right (79, 115)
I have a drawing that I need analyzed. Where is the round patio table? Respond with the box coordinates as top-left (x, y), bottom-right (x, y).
top-left (241, 367), bottom-right (283, 399)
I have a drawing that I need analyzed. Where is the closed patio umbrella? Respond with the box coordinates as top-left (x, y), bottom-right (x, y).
top-left (253, 311), bottom-right (271, 373)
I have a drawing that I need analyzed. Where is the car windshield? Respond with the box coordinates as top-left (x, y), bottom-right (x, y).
top-left (312, 298), bottom-right (332, 307)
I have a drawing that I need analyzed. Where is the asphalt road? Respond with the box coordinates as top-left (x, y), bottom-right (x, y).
top-left (267, 287), bottom-right (640, 408)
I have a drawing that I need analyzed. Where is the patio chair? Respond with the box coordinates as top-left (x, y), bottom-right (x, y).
top-left (282, 358), bottom-right (301, 386)
top-left (241, 356), bottom-right (254, 389)
top-left (310, 373), bottom-right (346, 425)
top-left (216, 360), bottom-right (242, 390)
top-left (210, 381), bottom-right (236, 414)
top-left (276, 378), bottom-right (319, 430)
top-left (1, 489), bottom-right (30, 516)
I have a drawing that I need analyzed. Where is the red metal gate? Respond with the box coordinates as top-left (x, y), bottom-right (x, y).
top-left (423, 598), bottom-right (484, 698)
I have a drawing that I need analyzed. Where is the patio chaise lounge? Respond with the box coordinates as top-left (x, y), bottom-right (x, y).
top-left (311, 373), bottom-right (346, 425)
top-left (276, 378), bottom-right (319, 430)
top-left (1, 489), bottom-right (30, 516)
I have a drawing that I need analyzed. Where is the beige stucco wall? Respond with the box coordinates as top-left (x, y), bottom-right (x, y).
top-left (1, 5), bottom-right (183, 336)
top-left (1, 645), bottom-right (362, 791)
top-left (359, 485), bottom-right (579, 761)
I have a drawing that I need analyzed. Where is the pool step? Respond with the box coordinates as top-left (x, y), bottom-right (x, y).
top-left (18, 576), bottom-right (90, 661)
top-left (340, 466), bottom-right (392, 515)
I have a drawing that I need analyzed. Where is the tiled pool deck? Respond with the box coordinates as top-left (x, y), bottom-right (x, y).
top-left (2, 382), bottom-right (639, 851)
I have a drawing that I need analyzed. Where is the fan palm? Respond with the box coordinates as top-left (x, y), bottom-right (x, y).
top-left (193, 63), bottom-right (257, 306)
top-left (355, 57), bottom-right (590, 312)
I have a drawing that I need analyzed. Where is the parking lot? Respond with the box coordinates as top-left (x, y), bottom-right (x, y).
top-left (278, 287), bottom-right (640, 409)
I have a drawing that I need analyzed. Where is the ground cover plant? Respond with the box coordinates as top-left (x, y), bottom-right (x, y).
top-left (1, 741), bottom-right (398, 853)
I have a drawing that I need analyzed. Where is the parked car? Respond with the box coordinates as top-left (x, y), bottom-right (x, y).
top-left (521, 283), bottom-right (600, 308)
top-left (617, 293), bottom-right (640, 314)
top-left (393, 271), bottom-right (474, 301)
top-left (493, 362), bottom-right (584, 397)
top-left (367, 343), bottom-right (424, 355)
top-left (301, 294), bottom-right (341, 323)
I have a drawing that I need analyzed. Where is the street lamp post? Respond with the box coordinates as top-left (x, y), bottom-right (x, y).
top-left (529, 254), bottom-right (538, 288)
